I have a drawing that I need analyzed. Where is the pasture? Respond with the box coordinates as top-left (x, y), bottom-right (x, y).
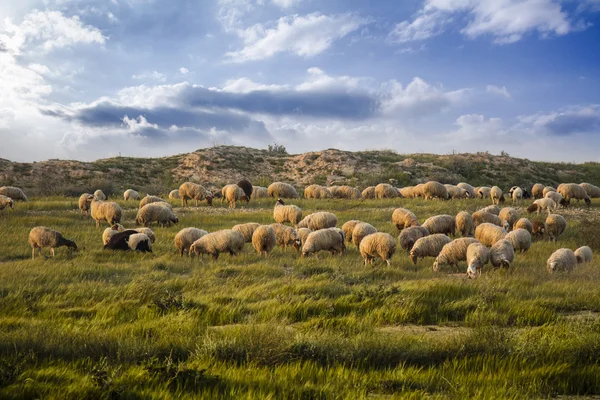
top-left (1, 196), bottom-right (600, 399)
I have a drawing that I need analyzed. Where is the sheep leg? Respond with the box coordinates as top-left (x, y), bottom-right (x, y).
top-left (31, 247), bottom-right (36, 260)
top-left (51, 248), bottom-right (55, 258)
top-left (385, 259), bottom-right (391, 267)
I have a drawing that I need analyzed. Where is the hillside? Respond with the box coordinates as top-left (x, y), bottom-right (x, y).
top-left (1, 146), bottom-right (600, 197)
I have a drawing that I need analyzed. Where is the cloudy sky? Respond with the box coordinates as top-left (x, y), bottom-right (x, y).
top-left (1, 0), bottom-right (599, 162)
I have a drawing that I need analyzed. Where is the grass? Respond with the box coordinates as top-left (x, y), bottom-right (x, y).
top-left (1, 196), bottom-right (600, 398)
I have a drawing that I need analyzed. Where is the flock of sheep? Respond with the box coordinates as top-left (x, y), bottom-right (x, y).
top-left (1, 179), bottom-right (598, 277)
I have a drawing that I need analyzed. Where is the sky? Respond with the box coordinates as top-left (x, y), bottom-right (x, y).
top-left (1, 0), bottom-right (599, 162)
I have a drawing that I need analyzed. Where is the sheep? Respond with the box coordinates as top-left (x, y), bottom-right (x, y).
top-left (139, 195), bottom-right (170, 209)
top-left (445, 184), bottom-right (470, 200)
top-left (481, 205), bottom-right (500, 216)
top-left (392, 208), bottom-right (419, 231)
top-left (511, 187), bottom-right (523, 204)
top-left (547, 248), bottom-right (577, 273)
top-left (399, 186), bottom-right (416, 198)
top-left (527, 198), bottom-right (557, 215)
top-left (0, 195), bottom-right (14, 211)
top-left (472, 210), bottom-right (506, 229)
top-left (175, 227), bottom-right (208, 256)
top-left (374, 183), bottom-right (399, 199)
top-left (232, 222), bottom-right (261, 243)
top-left (273, 199), bottom-right (302, 225)
top-left (136, 203), bottom-right (178, 227)
top-left (124, 189), bottom-right (140, 201)
top-left (475, 223), bottom-right (507, 247)
top-left (90, 200), bottom-right (122, 228)
top-left (557, 183), bottom-right (591, 206)
top-left (301, 228), bottom-right (345, 258)
top-left (296, 212), bottom-right (337, 231)
top-left (580, 183), bottom-right (600, 198)
top-left (252, 225), bottom-right (277, 256)
top-left (545, 191), bottom-right (565, 208)
top-left (409, 234), bottom-right (452, 264)
top-left (504, 229), bottom-right (532, 253)
top-left (498, 207), bottom-right (519, 230)
top-left (513, 218), bottom-right (533, 234)
top-left (296, 228), bottom-right (312, 246)
top-left (237, 178), bottom-right (253, 201)
top-left (333, 186), bottom-right (361, 199)
top-left (456, 211), bottom-right (474, 237)
top-left (342, 220), bottom-right (361, 243)
top-left (104, 230), bottom-right (139, 251)
top-left (268, 182), bottom-right (299, 199)
top-left (127, 233), bottom-right (152, 252)
top-left (360, 232), bottom-right (396, 267)
top-left (222, 184), bottom-right (248, 208)
top-left (304, 185), bottom-right (333, 199)
top-left (575, 246), bottom-right (593, 264)
top-left (477, 187), bottom-right (492, 199)
top-left (532, 221), bottom-right (546, 238)
top-left (135, 227), bottom-right (156, 244)
top-left (457, 183), bottom-right (477, 198)
top-left (102, 223), bottom-right (125, 245)
top-left (29, 227), bottom-right (77, 259)
top-left (545, 214), bottom-right (566, 242)
top-left (531, 183), bottom-right (545, 199)
top-left (270, 223), bottom-right (301, 251)
top-left (352, 222), bottom-right (377, 247)
top-left (466, 243), bottom-right (490, 279)
top-left (93, 190), bottom-right (106, 201)
top-left (0, 186), bottom-right (27, 202)
top-left (422, 215), bottom-right (456, 236)
top-left (398, 226), bottom-right (430, 253)
top-left (361, 186), bottom-right (376, 199)
top-left (432, 238), bottom-right (479, 272)
top-left (490, 186), bottom-right (504, 205)
top-left (78, 193), bottom-right (94, 216)
top-left (423, 181), bottom-right (449, 200)
top-left (489, 239), bottom-right (515, 269)
top-left (179, 182), bottom-right (214, 207)
top-left (169, 190), bottom-right (180, 200)
top-left (412, 184), bottom-right (426, 198)
top-left (327, 186), bottom-right (339, 197)
top-left (543, 186), bottom-right (556, 197)
top-left (189, 230), bottom-right (246, 260)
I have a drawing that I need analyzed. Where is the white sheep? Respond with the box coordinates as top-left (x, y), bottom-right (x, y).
top-left (222, 184), bottom-right (248, 208)
top-left (296, 228), bottom-right (312, 246)
top-left (102, 223), bottom-right (125, 245)
top-left (127, 233), bottom-right (152, 252)
top-left (489, 239), bottom-right (514, 269)
top-left (398, 226), bottom-right (429, 253)
top-left (304, 184), bottom-right (333, 199)
top-left (352, 222), bottom-right (377, 247)
top-left (474, 223), bottom-right (507, 247)
top-left (457, 183), bottom-right (476, 198)
top-left (140, 195), bottom-right (170, 209)
top-left (179, 182), bottom-right (213, 207)
top-left (531, 183), bottom-right (545, 199)
top-left (29, 226), bottom-right (77, 259)
top-left (374, 183), bottom-right (399, 199)
top-left (445, 184), bottom-right (470, 200)
top-left (90, 199), bottom-right (123, 228)
top-left (175, 228), bottom-right (209, 256)
top-left (481, 205), bottom-right (500, 216)
top-left (511, 187), bottom-right (523, 204)
top-left (472, 210), bottom-right (506, 229)
top-left (504, 229), bottom-right (532, 253)
top-left (392, 208), bottom-right (419, 231)
top-left (422, 215), bottom-right (455, 236)
top-left (252, 225), bottom-right (277, 256)
top-left (574, 246), bottom-right (593, 264)
top-left (423, 181), bottom-right (448, 200)
top-left (189, 229), bottom-right (245, 260)
top-left (232, 223), bottom-right (261, 243)
top-left (169, 190), bottom-right (180, 200)
top-left (252, 186), bottom-right (269, 199)
top-left (527, 198), bottom-right (556, 215)
top-left (477, 187), bottom-right (492, 199)
top-left (273, 199), bottom-right (302, 225)
top-left (466, 243), bottom-right (489, 279)
top-left (513, 218), bottom-right (533, 234)
top-left (580, 183), bottom-right (600, 198)
top-left (301, 228), bottom-right (345, 258)
top-left (547, 248), bottom-right (577, 273)
top-left (93, 189), bottom-right (107, 201)
top-left (296, 212), bottom-right (338, 231)
top-left (341, 220), bottom-right (362, 244)
top-left (490, 186), bottom-right (504, 205)
top-left (78, 193), bottom-right (94, 216)
top-left (409, 234), bottom-right (452, 264)
top-left (398, 186), bottom-right (416, 198)
top-left (432, 237), bottom-right (479, 272)
top-left (0, 195), bottom-right (14, 211)
top-left (124, 189), bottom-right (140, 201)
top-left (543, 186), bottom-right (556, 197)
top-left (136, 203), bottom-right (178, 227)
top-left (268, 182), bottom-right (299, 199)
top-left (360, 232), bottom-right (396, 267)
top-left (332, 186), bottom-right (361, 199)
top-left (135, 227), bottom-right (156, 244)
top-left (361, 186), bottom-right (376, 199)
top-left (545, 214), bottom-right (566, 242)
top-left (0, 186), bottom-right (28, 202)
top-left (456, 211), bottom-right (474, 237)
top-left (498, 207), bottom-right (519, 230)
top-left (557, 183), bottom-right (591, 207)
top-left (545, 191), bottom-right (565, 208)
top-left (270, 223), bottom-right (301, 251)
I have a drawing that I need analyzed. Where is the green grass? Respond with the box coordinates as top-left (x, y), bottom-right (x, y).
top-left (1, 197), bottom-right (600, 398)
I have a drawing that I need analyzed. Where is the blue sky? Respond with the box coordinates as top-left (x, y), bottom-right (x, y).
top-left (1, 0), bottom-right (599, 162)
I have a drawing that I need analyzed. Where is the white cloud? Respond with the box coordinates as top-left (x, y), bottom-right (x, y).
top-left (296, 67), bottom-right (367, 92)
top-left (389, 11), bottom-right (448, 43)
top-left (222, 77), bottom-right (289, 93)
top-left (271, 0), bottom-right (302, 8)
top-left (131, 71), bottom-right (166, 82)
top-left (453, 113), bottom-right (506, 139)
top-left (122, 115), bottom-right (158, 133)
top-left (179, 67), bottom-right (189, 74)
top-left (486, 85), bottom-right (511, 98)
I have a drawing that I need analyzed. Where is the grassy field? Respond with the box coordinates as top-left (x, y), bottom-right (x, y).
top-left (1, 196), bottom-right (600, 399)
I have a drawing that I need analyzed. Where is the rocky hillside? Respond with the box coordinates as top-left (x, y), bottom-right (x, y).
top-left (1, 146), bottom-right (600, 197)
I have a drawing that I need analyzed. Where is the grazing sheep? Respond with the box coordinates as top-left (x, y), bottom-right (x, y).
top-left (93, 190), bottom-right (107, 201)
top-left (531, 183), bottom-right (545, 199)
top-left (409, 234), bottom-right (452, 264)
top-left (222, 184), bottom-right (248, 208)
top-left (189, 230), bottom-right (246, 260)
top-left (511, 187), bottom-right (523, 204)
top-left (531, 221), bottom-right (546, 238)
top-left (360, 232), bottom-right (396, 267)
top-left (374, 183), bottom-right (399, 199)
top-left (490, 186), bottom-right (504, 205)
top-left (0, 195), bottom-right (14, 211)
top-left (135, 227), bottom-right (156, 244)
top-left (0, 186), bottom-right (27, 202)
top-left (498, 207), bottom-right (519, 230)
top-left (124, 189), bottom-right (140, 201)
top-left (423, 181), bottom-right (449, 200)
top-left (232, 222), bottom-right (261, 243)
top-left (251, 186), bottom-right (269, 199)
top-left (268, 182), bottom-right (299, 199)
top-left (237, 178), bottom-right (253, 201)
top-left (296, 212), bottom-right (338, 231)
top-left (90, 200), bottom-right (122, 227)
top-left (445, 184), bottom-right (470, 199)
top-left (179, 182), bottom-right (213, 207)
top-left (466, 243), bottom-right (490, 279)
top-left (342, 220), bottom-right (362, 244)
top-left (545, 214), bottom-right (566, 242)
top-left (513, 218), bottom-right (533, 234)
top-left (352, 222), bottom-right (377, 247)
top-left (127, 233), bottom-right (152, 252)
top-left (392, 208), bottom-right (419, 231)
top-left (270, 223), bottom-right (301, 251)
top-left (475, 223), bottom-right (507, 247)
top-left (104, 230), bottom-right (139, 251)
top-left (527, 198), bottom-right (557, 215)
top-left (136, 203), bottom-right (178, 227)
top-left (580, 183), bottom-right (600, 198)
top-left (102, 223), bottom-right (125, 245)
top-left (489, 239), bottom-right (515, 269)
top-left (29, 227), bottom-right (77, 259)
top-left (304, 184), bottom-right (333, 199)
top-left (422, 215), bottom-right (456, 236)
top-left (333, 186), bottom-right (361, 199)
top-left (252, 225), bottom-right (277, 256)
top-left (543, 186), bottom-right (556, 197)
top-left (456, 211), bottom-right (474, 237)
top-left (398, 226), bottom-right (430, 253)
top-left (432, 237), bottom-right (479, 272)
top-left (481, 205), bottom-right (501, 216)
top-left (296, 228), bottom-right (312, 246)
top-left (545, 191), bottom-right (565, 208)
top-left (273, 199), bottom-right (302, 225)
top-left (301, 228), bottom-right (345, 258)
top-left (457, 183), bottom-right (477, 198)
top-left (175, 227), bottom-right (208, 256)
top-left (557, 183), bottom-right (591, 206)
top-left (327, 186), bottom-right (339, 196)
top-left (412, 184), bottom-right (426, 198)
top-left (139, 195), bottom-right (170, 209)
top-left (169, 190), bottom-right (180, 200)
top-left (361, 186), bottom-right (376, 199)
top-left (574, 246), bottom-right (593, 264)
top-left (472, 210), bottom-right (506, 229)
top-left (399, 186), bottom-right (416, 198)
top-left (547, 248), bottom-right (577, 273)
top-left (78, 193), bottom-right (94, 216)
top-left (477, 187), bottom-right (492, 199)
top-left (505, 229), bottom-right (532, 253)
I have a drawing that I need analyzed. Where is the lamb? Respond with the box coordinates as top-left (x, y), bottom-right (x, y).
top-left (545, 191), bottom-right (566, 208)
top-left (136, 203), bottom-right (178, 227)
top-left (392, 208), bottom-right (419, 231)
top-left (90, 200), bottom-right (123, 227)
top-left (296, 212), bottom-right (338, 231)
top-left (457, 183), bottom-right (477, 198)
top-left (127, 233), bottom-right (152, 252)
top-left (456, 211), bottom-right (474, 237)
top-left (189, 230), bottom-right (246, 260)
top-left (0, 186), bottom-right (27, 202)
top-left (93, 190), bottom-right (106, 201)
top-left (237, 178), bottom-right (253, 201)
top-left (252, 186), bottom-right (269, 199)
top-left (179, 182), bottom-right (214, 207)
top-left (139, 195), bottom-right (170, 209)
top-left (352, 222), bottom-right (377, 247)
top-left (135, 228), bottom-right (156, 244)
top-left (432, 237), bottom-right (479, 272)
top-left (252, 225), bottom-right (277, 256)
top-left (0, 195), bottom-right (14, 211)
top-left (304, 185), bottom-right (333, 199)
top-left (423, 181), bottom-right (449, 200)
top-left (270, 223), bottom-right (301, 251)
top-left (267, 182), bottom-right (299, 199)
top-left (409, 234), bottom-right (452, 264)
top-left (29, 227), bottom-right (77, 259)
top-left (124, 189), bottom-right (140, 201)
top-left (472, 210), bottom-right (506, 229)
top-left (513, 218), bottom-right (533, 234)
top-left (490, 186), bottom-right (504, 205)
top-left (359, 232), bottom-right (396, 267)
top-left (222, 184), bottom-right (248, 208)
top-left (527, 198), bottom-right (557, 215)
top-left (104, 230), bottom-right (139, 251)
top-left (545, 214), bottom-right (566, 242)
top-left (273, 199), bottom-right (302, 225)
top-left (466, 243), bottom-right (489, 279)
top-left (574, 246), bottom-right (593, 264)
top-left (301, 228), bottom-right (345, 258)
top-left (557, 183), bottom-right (591, 206)
top-left (342, 220), bottom-right (361, 244)
top-left (422, 215), bottom-right (456, 236)
top-left (481, 205), bottom-right (500, 216)
top-left (398, 226), bottom-right (429, 253)
top-left (296, 228), bottom-right (312, 246)
top-left (531, 183), bottom-right (545, 199)
top-left (102, 223), bottom-right (125, 245)
top-left (232, 222), bottom-right (261, 243)
top-left (399, 186), bottom-right (416, 198)
top-left (543, 186), bottom-right (556, 197)
top-left (78, 193), bottom-right (94, 216)
top-left (498, 207), bottom-right (519, 230)
top-left (547, 248), bottom-right (577, 273)
top-left (477, 187), bottom-right (492, 199)
top-left (445, 184), bottom-right (470, 199)
top-left (333, 186), bottom-right (361, 199)
top-left (474, 223), bottom-right (507, 247)
top-left (169, 190), bottom-right (180, 200)
top-left (374, 183), bottom-right (399, 199)
top-left (361, 186), bottom-right (376, 199)
top-left (531, 221), bottom-right (546, 238)
top-left (504, 229), bottom-right (532, 253)
top-left (489, 239), bottom-right (515, 269)
top-left (511, 187), bottom-right (524, 204)
top-left (580, 183), bottom-right (600, 198)
top-left (174, 227), bottom-right (209, 256)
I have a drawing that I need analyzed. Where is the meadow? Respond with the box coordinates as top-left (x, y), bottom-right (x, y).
top-left (1, 196), bottom-right (600, 399)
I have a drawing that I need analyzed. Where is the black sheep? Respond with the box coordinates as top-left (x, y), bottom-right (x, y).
top-left (104, 230), bottom-right (138, 251)
top-left (237, 178), bottom-right (253, 202)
